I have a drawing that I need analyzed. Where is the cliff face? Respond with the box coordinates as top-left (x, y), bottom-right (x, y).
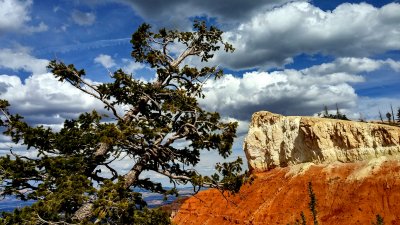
top-left (244, 111), bottom-right (400, 172)
top-left (173, 112), bottom-right (400, 225)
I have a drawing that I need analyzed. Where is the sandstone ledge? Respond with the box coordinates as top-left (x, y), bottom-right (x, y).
top-left (244, 111), bottom-right (400, 172)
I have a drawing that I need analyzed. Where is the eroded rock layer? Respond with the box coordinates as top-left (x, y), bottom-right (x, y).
top-left (173, 159), bottom-right (400, 225)
top-left (244, 111), bottom-right (400, 172)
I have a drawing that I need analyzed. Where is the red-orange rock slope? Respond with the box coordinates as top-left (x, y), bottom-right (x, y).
top-left (173, 160), bottom-right (400, 225)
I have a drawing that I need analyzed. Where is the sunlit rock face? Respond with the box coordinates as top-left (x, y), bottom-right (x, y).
top-left (244, 111), bottom-right (400, 172)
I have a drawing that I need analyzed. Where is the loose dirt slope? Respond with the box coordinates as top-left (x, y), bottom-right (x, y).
top-left (173, 160), bottom-right (400, 225)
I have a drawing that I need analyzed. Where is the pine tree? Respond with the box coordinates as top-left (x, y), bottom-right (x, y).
top-left (386, 112), bottom-right (392, 124)
top-left (372, 214), bottom-right (385, 225)
top-left (323, 105), bottom-right (329, 117)
top-left (336, 103), bottom-right (341, 118)
top-left (379, 110), bottom-right (384, 123)
top-left (390, 104), bottom-right (395, 124)
top-left (308, 182), bottom-right (318, 225)
top-left (0, 21), bottom-right (246, 224)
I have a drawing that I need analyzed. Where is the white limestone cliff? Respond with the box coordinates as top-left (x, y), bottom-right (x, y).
top-left (243, 111), bottom-right (400, 172)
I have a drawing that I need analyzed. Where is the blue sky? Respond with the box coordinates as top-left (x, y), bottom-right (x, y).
top-left (0, 0), bottom-right (399, 179)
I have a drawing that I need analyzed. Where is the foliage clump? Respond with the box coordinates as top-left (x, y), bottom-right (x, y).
top-left (372, 214), bottom-right (385, 225)
top-left (320, 104), bottom-right (349, 120)
top-left (288, 182), bottom-right (318, 225)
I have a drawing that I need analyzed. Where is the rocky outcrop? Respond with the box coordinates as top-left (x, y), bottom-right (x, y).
top-left (172, 112), bottom-right (400, 225)
top-left (244, 111), bottom-right (400, 172)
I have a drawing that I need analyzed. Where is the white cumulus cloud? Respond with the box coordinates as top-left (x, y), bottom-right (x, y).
top-left (0, 48), bottom-right (49, 74)
top-left (216, 2), bottom-right (400, 69)
top-left (199, 71), bottom-right (360, 120)
top-left (0, 50), bottom-right (105, 125)
top-left (199, 57), bottom-right (399, 121)
top-left (121, 58), bottom-right (145, 75)
top-left (0, 73), bottom-right (104, 125)
top-left (94, 54), bottom-right (116, 68)
top-left (0, 0), bottom-right (47, 34)
top-left (303, 57), bottom-right (400, 75)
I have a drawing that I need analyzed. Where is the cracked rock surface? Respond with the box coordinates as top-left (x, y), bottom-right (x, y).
top-left (244, 111), bottom-right (400, 172)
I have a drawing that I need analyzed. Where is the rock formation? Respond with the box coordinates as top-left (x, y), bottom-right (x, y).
top-left (244, 111), bottom-right (400, 172)
top-left (172, 112), bottom-right (400, 225)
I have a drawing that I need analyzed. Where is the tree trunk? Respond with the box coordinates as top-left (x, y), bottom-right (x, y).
top-left (123, 162), bottom-right (144, 189)
top-left (73, 159), bottom-right (146, 221)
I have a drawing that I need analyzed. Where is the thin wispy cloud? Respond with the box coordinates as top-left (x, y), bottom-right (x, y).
top-left (34, 38), bottom-right (131, 54)
top-left (71, 10), bottom-right (96, 26)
